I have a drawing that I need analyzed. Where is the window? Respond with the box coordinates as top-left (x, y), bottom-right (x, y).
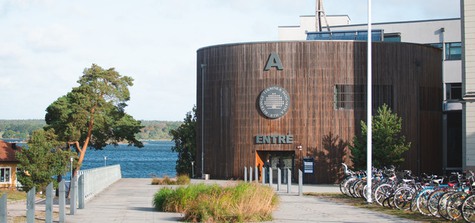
top-left (445, 42), bottom-right (461, 60)
top-left (334, 85), bottom-right (393, 110)
top-left (383, 33), bottom-right (401, 42)
top-left (334, 85), bottom-right (365, 110)
top-left (446, 83), bottom-right (462, 100)
top-left (0, 167), bottom-right (11, 183)
top-left (306, 30), bottom-right (384, 41)
top-left (428, 43), bottom-right (442, 49)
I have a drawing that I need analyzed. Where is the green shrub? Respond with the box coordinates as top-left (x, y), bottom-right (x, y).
top-left (176, 174), bottom-right (190, 185)
top-left (153, 182), bottom-right (279, 222)
top-left (152, 187), bottom-right (174, 211)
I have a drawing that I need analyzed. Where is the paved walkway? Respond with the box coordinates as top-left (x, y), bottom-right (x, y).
top-left (58, 178), bottom-right (412, 223)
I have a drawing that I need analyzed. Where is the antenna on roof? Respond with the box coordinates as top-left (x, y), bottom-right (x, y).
top-left (316, 0), bottom-right (330, 32)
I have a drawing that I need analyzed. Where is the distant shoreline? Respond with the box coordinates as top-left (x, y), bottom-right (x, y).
top-left (0, 119), bottom-right (182, 141)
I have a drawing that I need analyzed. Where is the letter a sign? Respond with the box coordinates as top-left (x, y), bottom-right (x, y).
top-left (264, 52), bottom-right (283, 71)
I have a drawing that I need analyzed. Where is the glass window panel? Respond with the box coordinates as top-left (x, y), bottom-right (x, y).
top-left (445, 42), bottom-right (462, 60)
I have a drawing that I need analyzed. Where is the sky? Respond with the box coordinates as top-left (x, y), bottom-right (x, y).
top-left (0, 0), bottom-right (460, 121)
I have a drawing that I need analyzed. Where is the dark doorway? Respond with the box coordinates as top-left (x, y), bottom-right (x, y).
top-left (446, 111), bottom-right (462, 171)
top-left (256, 151), bottom-right (295, 183)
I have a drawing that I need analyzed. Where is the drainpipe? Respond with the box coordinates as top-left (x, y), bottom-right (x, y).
top-left (440, 27), bottom-right (447, 174)
top-left (201, 63), bottom-right (206, 178)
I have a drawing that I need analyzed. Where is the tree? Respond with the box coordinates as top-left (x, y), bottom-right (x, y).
top-left (349, 104), bottom-right (411, 170)
top-left (16, 129), bottom-right (76, 192)
top-left (170, 107), bottom-right (196, 176)
top-left (44, 64), bottom-right (143, 175)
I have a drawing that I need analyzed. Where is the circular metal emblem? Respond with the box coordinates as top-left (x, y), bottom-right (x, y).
top-left (259, 86), bottom-right (290, 119)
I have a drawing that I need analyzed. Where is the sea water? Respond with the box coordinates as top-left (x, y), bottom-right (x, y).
top-left (81, 141), bottom-right (177, 178)
top-left (3, 139), bottom-right (177, 178)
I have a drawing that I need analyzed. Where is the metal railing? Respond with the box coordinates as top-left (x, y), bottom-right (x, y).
top-left (0, 165), bottom-right (122, 223)
top-left (78, 164), bottom-right (122, 201)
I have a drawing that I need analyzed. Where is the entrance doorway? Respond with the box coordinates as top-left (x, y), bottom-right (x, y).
top-left (256, 151), bottom-right (295, 183)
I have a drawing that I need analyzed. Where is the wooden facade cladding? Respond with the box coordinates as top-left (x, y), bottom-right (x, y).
top-left (196, 41), bottom-right (442, 183)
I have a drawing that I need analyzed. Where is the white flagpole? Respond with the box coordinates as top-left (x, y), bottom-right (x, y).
top-left (366, 0), bottom-right (373, 203)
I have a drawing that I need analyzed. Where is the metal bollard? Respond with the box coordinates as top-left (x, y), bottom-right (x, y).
top-left (244, 166), bottom-right (247, 182)
top-left (262, 167), bottom-right (266, 185)
top-left (255, 166), bottom-right (258, 183)
top-left (287, 169), bottom-right (292, 193)
top-left (277, 168), bottom-right (281, 191)
top-left (27, 187), bottom-right (35, 223)
top-left (46, 183), bottom-right (53, 223)
top-left (249, 167), bottom-right (253, 182)
top-left (79, 175), bottom-right (85, 209)
top-left (0, 194), bottom-right (7, 223)
top-left (59, 180), bottom-right (65, 222)
top-left (299, 170), bottom-right (303, 196)
top-left (70, 175), bottom-right (77, 215)
top-left (269, 168), bottom-right (273, 186)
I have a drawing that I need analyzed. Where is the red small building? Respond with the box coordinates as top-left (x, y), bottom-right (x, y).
top-left (0, 140), bottom-right (21, 190)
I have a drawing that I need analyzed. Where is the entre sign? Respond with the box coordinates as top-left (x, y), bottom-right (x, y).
top-left (255, 135), bottom-right (294, 144)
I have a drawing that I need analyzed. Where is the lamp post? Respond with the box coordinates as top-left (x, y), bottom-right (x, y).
top-left (70, 157), bottom-right (74, 180)
top-left (297, 144), bottom-right (303, 168)
top-left (366, 0), bottom-right (373, 204)
top-left (191, 161), bottom-right (195, 178)
top-left (104, 156), bottom-right (107, 167)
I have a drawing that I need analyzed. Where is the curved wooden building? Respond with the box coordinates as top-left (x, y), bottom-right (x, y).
top-left (196, 41), bottom-right (442, 183)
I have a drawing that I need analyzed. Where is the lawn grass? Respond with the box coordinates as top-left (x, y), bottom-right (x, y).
top-left (0, 190), bottom-right (27, 202)
top-left (306, 192), bottom-right (466, 223)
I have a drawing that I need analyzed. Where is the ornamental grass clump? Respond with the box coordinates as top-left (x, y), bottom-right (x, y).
top-left (151, 174), bottom-right (190, 185)
top-left (153, 182), bottom-right (279, 223)
top-left (153, 183), bottom-right (222, 212)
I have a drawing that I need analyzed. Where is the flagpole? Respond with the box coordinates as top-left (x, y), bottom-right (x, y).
top-left (366, 0), bottom-right (373, 203)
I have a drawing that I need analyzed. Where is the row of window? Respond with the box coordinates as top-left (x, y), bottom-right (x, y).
top-left (333, 84), bottom-right (457, 111)
top-left (333, 85), bottom-right (393, 110)
top-left (428, 42), bottom-right (462, 60)
top-left (306, 30), bottom-right (385, 41)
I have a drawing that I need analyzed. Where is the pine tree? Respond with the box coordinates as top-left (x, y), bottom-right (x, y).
top-left (169, 107), bottom-right (196, 176)
top-left (349, 104), bottom-right (411, 169)
top-left (44, 64), bottom-right (143, 175)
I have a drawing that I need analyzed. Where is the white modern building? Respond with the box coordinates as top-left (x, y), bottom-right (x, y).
top-left (278, 15), bottom-right (464, 173)
top-left (462, 0), bottom-right (475, 172)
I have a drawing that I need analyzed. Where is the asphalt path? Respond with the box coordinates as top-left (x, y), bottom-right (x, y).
top-left (8, 178), bottom-right (414, 222)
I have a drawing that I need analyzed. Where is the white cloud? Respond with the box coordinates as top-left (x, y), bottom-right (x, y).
top-left (26, 24), bottom-right (77, 52)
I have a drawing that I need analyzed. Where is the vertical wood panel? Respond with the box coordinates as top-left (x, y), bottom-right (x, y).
top-left (196, 41), bottom-right (442, 183)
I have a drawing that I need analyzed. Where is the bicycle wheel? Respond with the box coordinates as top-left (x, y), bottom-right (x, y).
top-left (410, 185), bottom-right (423, 212)
top-left (349, 179), bottom-right (363, 198)
top-left (416, 189), bottom-right (434, 216)
top-left (438, 191), bottom-right (455, 220)
top-left (374, 184), bottom-right (393, 206)
top-left (428, 190), bottom-right (444, 217)
top-left (383, 194), bottom-right (395, 208)
top-left (339, 178), bottom-right (347, 194)
top-left (339, 177), bottom-right (353, 196)
top-left (356, 181), bottom-right (367, 198)
top-left (446, 192), bottom-right (467, 221)
top-left (462, 194), bottom-right (475, 223)
top-left (342, 178), bottom-right (357, 197)
top-left (393, 187), bottom-right (414, 210)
